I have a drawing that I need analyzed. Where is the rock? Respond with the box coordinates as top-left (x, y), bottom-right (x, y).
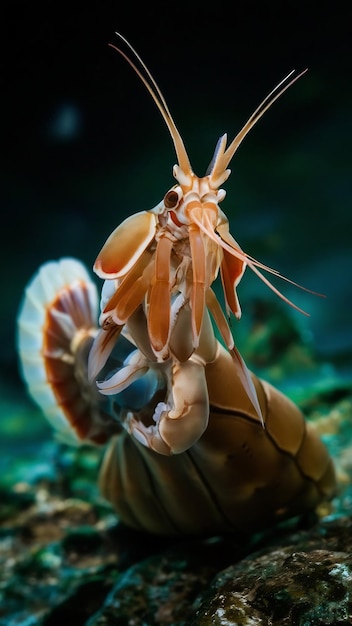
top-left (86, 517), bottom-right (352, 625)
top-left (192, 518), bottom-right (352, 625)
top-left (2, 346), bottom-right (352, 624)
top-left (86, 535), bottom-right (249, 626)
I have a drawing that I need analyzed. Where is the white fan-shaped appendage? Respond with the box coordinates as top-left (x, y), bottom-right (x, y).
top-left (17, 258), bottom-right (118, 446)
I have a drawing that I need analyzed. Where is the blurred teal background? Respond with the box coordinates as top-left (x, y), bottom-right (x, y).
top-left (1, 1), bottom-right (351, 410)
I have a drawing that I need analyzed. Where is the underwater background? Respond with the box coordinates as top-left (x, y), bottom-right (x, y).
top-left (3, 1), bottom-right (351, 363)
top-left (1, 2), bottom-right (352, 623)
top-left (2, 0), bottom-right (351, 429)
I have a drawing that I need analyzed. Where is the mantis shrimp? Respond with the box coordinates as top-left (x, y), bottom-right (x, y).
top-left (17, 34), bottom-right (336, 535)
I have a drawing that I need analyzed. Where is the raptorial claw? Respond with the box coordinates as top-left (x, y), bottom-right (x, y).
top-left (94, 211), bottom-right (157, 279)
top-left (124, 409), bottom-right (171, 455)
top-left (122, 357), bottom-right (210, 455)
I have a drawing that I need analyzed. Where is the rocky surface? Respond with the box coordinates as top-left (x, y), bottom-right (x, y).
top-left (1, 314), bottom-right (352, 625)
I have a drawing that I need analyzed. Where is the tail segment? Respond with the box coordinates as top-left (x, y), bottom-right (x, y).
top-left (17, 258), bottom-right (120, 445)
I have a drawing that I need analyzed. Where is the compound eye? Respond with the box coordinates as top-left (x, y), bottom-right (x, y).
top-left (164, 188), bottom-right (180, 209)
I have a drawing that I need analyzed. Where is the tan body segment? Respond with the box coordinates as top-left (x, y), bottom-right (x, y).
top-left (99, 342), bottom-right (335, 535)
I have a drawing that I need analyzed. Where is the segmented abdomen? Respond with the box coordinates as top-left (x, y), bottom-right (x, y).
top-left (99, 347), bottom-right (336, 536)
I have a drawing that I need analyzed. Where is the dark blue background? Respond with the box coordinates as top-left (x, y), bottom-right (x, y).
top-left (2, 1), bottom-right (351, 387)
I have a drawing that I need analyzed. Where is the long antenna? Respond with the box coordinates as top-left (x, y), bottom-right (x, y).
top-left (109, 32), bottom-right (192, 174)
top-left (210, 69), bottom-right (308, 183)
